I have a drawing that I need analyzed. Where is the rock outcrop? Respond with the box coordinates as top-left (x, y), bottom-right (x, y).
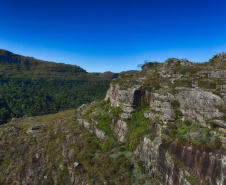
top-left (105, 85), bottom-right (144, 113)
top-left (175, 88), bottom-right (225, 126)
top-left (112, 119), bottom-right (128, 143)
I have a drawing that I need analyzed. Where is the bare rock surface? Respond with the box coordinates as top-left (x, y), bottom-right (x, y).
top-left (105, 85), bottom-right (144, 113)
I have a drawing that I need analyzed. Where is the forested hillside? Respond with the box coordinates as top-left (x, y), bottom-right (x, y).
top-left (0, 49), bottom-right (118, 124)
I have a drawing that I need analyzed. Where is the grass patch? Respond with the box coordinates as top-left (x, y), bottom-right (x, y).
top-left (198, 80), bottom-right (216, 89)
top-left (128, 111), bottom-right (150, 150)
top-left (170, 100), bottom-right (180, 108)
top-left (167, 119), bottom-right (222, 149)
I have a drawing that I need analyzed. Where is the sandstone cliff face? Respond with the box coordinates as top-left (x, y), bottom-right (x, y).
top-left (135, 133), bottom-right (226, 185)
top-left (105, 85), bottom-right (226, 128)
top-left (86, 86), bottom-right (226, 184)
top-left (107, 56), bottom-right (226, 128)
top-left (101, 54), bottom-right (226, 184)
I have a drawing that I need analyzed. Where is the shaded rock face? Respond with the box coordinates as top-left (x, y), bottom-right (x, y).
top-left (171, 143), bottom-right (226, 185)
top-left (134, 136), bottom-right (189, 185)
top-left (134, 136), bottom-right (162, 170)
top-left (105, 85), bottom-right (144, 113)
top-left (135, 136), bottom-right (226, 185)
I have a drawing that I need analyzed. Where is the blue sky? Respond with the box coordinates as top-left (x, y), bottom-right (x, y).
top-left (0, 0), bottom-right (226, 72)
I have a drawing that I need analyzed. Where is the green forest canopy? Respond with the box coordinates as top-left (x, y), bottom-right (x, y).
top-left (0, 49), bottom-right (118, 124)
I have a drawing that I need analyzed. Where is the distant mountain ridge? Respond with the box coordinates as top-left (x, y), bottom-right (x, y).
top-left (0, 49), bottom-right (86, 77)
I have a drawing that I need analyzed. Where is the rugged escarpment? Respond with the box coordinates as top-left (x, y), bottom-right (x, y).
top-left (0, 53), bottom-right (226, 184)
top-left (77, 53), bottom-right (226, 184)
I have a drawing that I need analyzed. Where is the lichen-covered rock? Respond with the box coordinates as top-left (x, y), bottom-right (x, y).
top-left (145, 87), bottom-right (225, 127)
top-left (105, 85), bottom-right (144, 113)
top-left (134, 136), bottom-right (161, 169)
top-left (162, 58), bottom-right (193, 67)
top-left (120, 113), bottom-right (132, 120)
top-left (208, 70), bottom-right (226, 78)
top-left (174, 88), bottom-right (225, 126)
top-left (112, 119), bottom-right (128, 143)
top-left (94, 126), bottom-right (108, 139)
top-left (26, 123), bottom-right (46, 137)
top-left (212, 120), bottom-right (226, 128)
top-left (77, 103), bottom-right (88, 111)
top-left (77, 118), bottom-right (91, 130)
top-left (150, 100), bottom-right (175, 123)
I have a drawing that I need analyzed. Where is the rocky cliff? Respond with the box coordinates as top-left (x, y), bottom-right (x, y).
top-left (0, 53), bottom-right (226, 184)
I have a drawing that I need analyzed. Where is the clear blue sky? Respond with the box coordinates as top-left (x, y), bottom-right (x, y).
top-left (1, 0), bottom-right (226, 72)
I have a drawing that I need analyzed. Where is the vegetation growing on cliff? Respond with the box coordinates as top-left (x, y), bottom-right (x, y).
top-left (164, 119), bottom-right (223, 149)
top-left (128, 106), bottom-right (150, 150)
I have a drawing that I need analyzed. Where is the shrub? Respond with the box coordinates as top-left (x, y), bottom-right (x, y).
top-left (221, 115), bottom-right (226, 122)
top-left (152, 82), bottom-right (161, 90)
top-left (96, 114), bottom-right (114, 139)
top-left (129, 126), bottom-right (149, 150)
top-left (85, 133), bottom-right (100, 152)
top-left (100, 138), bottom-right (115, 150)
top-left (198, 80), bottom-right (216, 89)
top-left (141, 61), bottom-right (159, 69)
top-left (178, 66), bottom-right (201, 75)
top-left (128, 111), bottom-right (150, 150)
top-left (175, 109), bottom-right (183, 117)
top-left (184, 120), bottom-right (192, 126)
top-left (172, 120), bottom-right (222, 149)
top-left (188, 175), bottom-right (200, 184)
top-left (111, 106), bottom-right (124, 119)
top-left (174, 79), bottom-right (192, 87)
top-left (215, 105), bottom-right (226, 114)
top-left (170, 100), bottom-right (180, 108)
